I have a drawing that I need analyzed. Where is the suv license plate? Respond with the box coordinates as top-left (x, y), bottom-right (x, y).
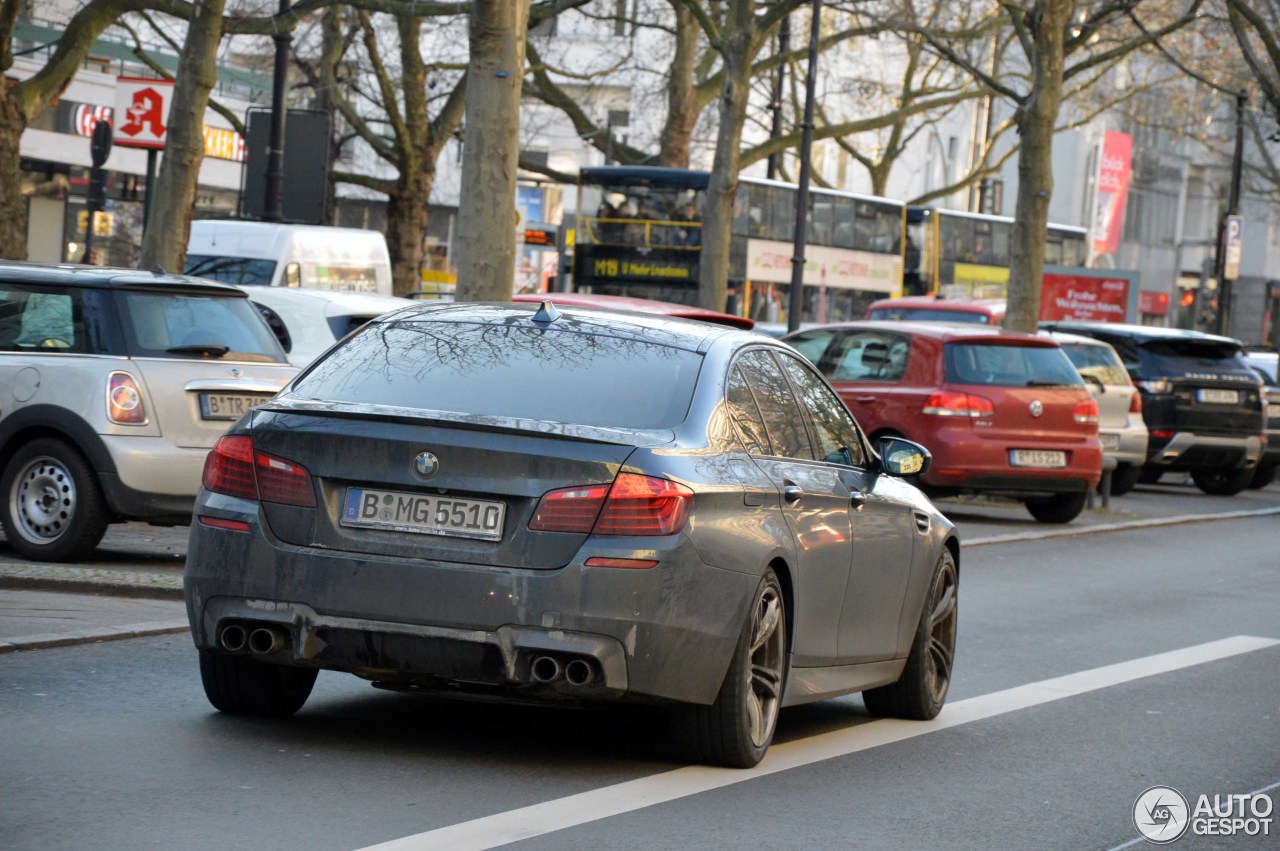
top-left (1196, 388), bottom-right (1239, 404)
top-left (1100, 433), bottom-right (1120, 451)
top-left (341, 487), bottom-right (505, 541)
top-left (199, 393), bottom-right (270, 420)
top-left (1010, 449), bottom-right (1067, 468)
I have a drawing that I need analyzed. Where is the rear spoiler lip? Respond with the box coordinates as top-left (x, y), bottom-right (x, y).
top-left (255, 396), bottom-right (677, 447)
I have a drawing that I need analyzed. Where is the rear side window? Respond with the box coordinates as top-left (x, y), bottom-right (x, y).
top-left (185, 255), bottom-right (277, 286)
top-left (735, 349), bottom-right (813, 459)
top-left (0, 286), bottom-right (86, 353)
top-left (945, 343), bottom-right (1082, 387)
top-left (291, 321), bottom-right (703, 430)
top-left (118, 292), bottom-right (286, 362)
top-left (1061, 342), bottom-right (1130, 386)
top-left (867, 307), bottom-right (991, 324)
top-left (726, 366), bottom-right (772, 455)
top-left (792, 328), bottom-right (911, 382)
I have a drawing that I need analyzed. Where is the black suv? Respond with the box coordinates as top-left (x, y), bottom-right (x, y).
top-left (1041, 322), bottom-right (1264, 496)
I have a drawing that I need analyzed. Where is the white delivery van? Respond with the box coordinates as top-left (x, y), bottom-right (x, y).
top-left (185, 221), bottom-right (394, 296)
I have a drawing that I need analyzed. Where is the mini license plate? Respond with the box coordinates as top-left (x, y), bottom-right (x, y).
top-left (1010, 449), bottom-right (1067, 468)
top-left (199, 393), bottom-right (271, 420)
top-left (1196, 388), bottom-right (1239, 405)
top-left (341, 487), bottom-right (505, 541)
top-left (1100, 433), bottom-right (1120, 451)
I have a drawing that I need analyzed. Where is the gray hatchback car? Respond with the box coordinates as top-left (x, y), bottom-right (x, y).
top-left (184, 301), bottom-right (959, 767)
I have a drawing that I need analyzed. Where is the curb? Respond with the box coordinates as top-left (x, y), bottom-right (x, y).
top-left (0, 621), bottom-right (189, 654)
top-left (965, 505), bottom-right (1280, 547)
top-left (0, 561), bottom-right (183, 601)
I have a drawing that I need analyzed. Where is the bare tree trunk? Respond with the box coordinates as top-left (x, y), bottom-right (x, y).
top-left (0, 82), bottom-right (27, 260)
top-left (139, 0), bottom-right (227, 273)
top-left (1005, 0), bottom-right (1072, 333)
top-left (454, 0), bottom-right (531, 301)
top-left (698, 2), bottom-right (753, 313)
top-left (659, 3), bottom-right (699, 168)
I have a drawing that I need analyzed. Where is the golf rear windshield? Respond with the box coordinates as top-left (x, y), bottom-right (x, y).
top-left (290, 320), bottom-right (704, 429)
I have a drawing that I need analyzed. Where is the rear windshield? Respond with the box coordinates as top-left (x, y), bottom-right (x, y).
top-left (1137, 339), bottom-right (1251, 377)
top-left (185, 255), bottom-right (277, 286)
top-left (290, 321), bottom-right (704, 429)
top-left (1061, 342), bottom-right (1130, 386)
top-left (945, 342), bottom-right (1082, 387)
top-left (867, 307), bottom-right (992, 324)
top-left (118, 292), bottom-right (287, 362)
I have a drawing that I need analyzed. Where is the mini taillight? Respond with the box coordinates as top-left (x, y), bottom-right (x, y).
top-left (529, 484), bottom-right (610, 533)
top-left (923, 391), bottom-right (994, 418)
top-left (594, 473), bottom-right (694, 536)
top-left (1073, 399), bottom-right (1099, 424)
top-left (107, 371), bottom-right (146, 424)
top-left (1129, 392), bottom-right (1142, 415)
top-left (202, 435), bottom-right (316, 507)
top-left (530, 474), bottom-right (693, 537)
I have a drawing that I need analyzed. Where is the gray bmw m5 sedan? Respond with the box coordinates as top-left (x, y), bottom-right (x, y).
top-left (184, 300), bottom-right (959, 768)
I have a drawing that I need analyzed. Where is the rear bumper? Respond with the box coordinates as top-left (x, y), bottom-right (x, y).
top-left (918, 427), bottom-right (1102, 495)
top-left (99, 434), bottom-right (208, 496)
top-left (1099, 424), bottom-right (1149, 467)
top-left (1143, 432), bottom-right (1262, 471)
top-left (184, 492), bottom-right (754, 706)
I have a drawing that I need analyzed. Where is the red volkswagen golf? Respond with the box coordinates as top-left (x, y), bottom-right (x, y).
top-left (784, 321), bottom-right (1102, 523)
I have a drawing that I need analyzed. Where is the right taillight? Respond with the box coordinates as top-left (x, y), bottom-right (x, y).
top-left (1129, 391), bottom-right (1142, 414)
top-left (1073, 399), bottom-right (1099, 424)
top-left (923, 391), bottom-right (994, 418)
top-left (202, 435), bottom-right (316, 507)
top-left (529, 473), bottom-right (693, 537)
top-left (106, 371), bottom-right (147, 424)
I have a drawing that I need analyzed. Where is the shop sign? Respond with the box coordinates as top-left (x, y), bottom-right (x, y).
top-left (114, 77), bottom-right (175, 149)
top-left (746, 239), bottom-right (902, 293)
top-left (1040, 273), bottom-right (1129, 322)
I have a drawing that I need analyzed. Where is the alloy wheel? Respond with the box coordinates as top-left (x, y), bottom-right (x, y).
top-left (925, 561), bottom-right (958, 705)
top-left (746, 581), bottom-right (785, 748)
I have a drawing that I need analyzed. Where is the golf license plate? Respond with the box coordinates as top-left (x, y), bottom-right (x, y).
top-left (1010, 449), bottom-right (1067, 468)
top-left (199, 393), bottom-right (271, 420)
top-left (1196, 388), bottom-right (1239, 405)
top-left (341, 487), bottom-right (505, 541)
top-left (1100, 433), bottom-right (1120, 451)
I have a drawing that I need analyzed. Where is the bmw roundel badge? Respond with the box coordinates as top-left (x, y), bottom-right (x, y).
top-left (413, 451), bottom-right (439, 479)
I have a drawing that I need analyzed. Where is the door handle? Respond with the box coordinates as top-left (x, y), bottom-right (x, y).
top-left (782, 485), bottom-right (804, 503)
top-left (855, 395), bottom-right (876, 403)
top-left (850, 490), bottom-right (867, 509)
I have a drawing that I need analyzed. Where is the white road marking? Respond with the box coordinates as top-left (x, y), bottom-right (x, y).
top-left (356, 635), bottom-right (1280, 851)
top-left (965, 506), bottom-right (1280, 547)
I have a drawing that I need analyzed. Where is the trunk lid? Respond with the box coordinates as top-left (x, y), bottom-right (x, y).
top-left (250, 405), bottom-right (638, 570)
top-left (131, 359), bottom-right (296, 448)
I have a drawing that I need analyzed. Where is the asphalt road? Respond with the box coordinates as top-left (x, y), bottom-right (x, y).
top-left (2, 507), bottom-right (1277, 850)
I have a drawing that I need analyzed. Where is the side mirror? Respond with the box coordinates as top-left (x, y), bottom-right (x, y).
top-left (878, 436), bottom-right (931, 478)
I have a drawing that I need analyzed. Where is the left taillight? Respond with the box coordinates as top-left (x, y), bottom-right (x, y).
top-left (106, 371), bottom-right (146, 424)
top-left (1073, 399), bottom-right (1099, 424)
top-left (202, 435), bottom-right (316, 507)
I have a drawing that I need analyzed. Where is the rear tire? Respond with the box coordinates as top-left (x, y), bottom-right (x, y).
top-left (863, 549), bottom-right (957, 720)
top-left (1137, 468), bottom-right (1164, 485)
top-left (0, 438), bottom-right (109, 562)
top-left (1025, 492), bottom-right (1088, 524)
top-left (199, 649), bottom-right (317, 718)
top-left (1191, 467), bottom-right (1254, 496)
top-left (1248, 463), bottom-right (1276, 490)
top-left (673, 568), bottom-right (787, 768)
top-left (1109, 464), bottom-right (1141, 497)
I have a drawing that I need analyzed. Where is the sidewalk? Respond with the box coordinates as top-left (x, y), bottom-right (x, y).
top-left (1, 477), bottom-right (1276, 652)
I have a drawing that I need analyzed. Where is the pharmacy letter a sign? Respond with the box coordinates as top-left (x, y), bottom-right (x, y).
top-left (114, 77), bottom-right (175, 149)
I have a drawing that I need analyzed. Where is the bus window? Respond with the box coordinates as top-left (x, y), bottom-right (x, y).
top-left (1045, 233), bottom-right (1063, 265)
top-left (809, 194), bottom-right (834, 246)
top-left (990, 221), bottom-right (1011, 266)
top-left (769, 185), bottom-right (795, 242)
top-left (831, 196), bottom-right (856, 249)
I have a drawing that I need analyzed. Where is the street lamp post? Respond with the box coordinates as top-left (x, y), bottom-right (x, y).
top-left (264, 0), bottom-right (292, 223)
top-left (1212, 89), bottom-right (1247, 336)
top-left (786, 0), bottom-right (821, 334)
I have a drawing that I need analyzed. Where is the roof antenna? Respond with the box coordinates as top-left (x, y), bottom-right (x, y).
top-left (151, 264), bottom-right (165, 276)
top-left (531, 300), bottom-right (561, 323)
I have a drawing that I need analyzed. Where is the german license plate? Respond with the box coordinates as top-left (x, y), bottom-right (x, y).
top-left (1100, 433), bottom-right (1120, 451)
top-left (199, 393), bottom-right (271, 420)
top-left (1269, 403), bottom-right (1280, 420)
top-left (340, 487), bottom-right (505, 541)
top-left (1010, 449), bottom-right (1067, 468)
top-left (1196, 388), bottom-right (1239, 404)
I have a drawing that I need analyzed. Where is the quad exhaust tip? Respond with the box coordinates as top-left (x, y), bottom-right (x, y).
top-left (531, 655), bottom-right (562, 683)
top-left (564, 658), bottom-right (596, 687)
top-left (219, 623), bottom-right (247, 653)
top-left (248, 627), bottom-right (286, 656)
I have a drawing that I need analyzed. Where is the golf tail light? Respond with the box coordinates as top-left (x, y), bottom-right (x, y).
top-left (923, 391), bottom-right (994, 418)
top-left (202, 435), bottom-right (316, 507)
top-left (529, 484), bottom-right (610, 533)
top-left (106, 371), bottom-right (146, 424)
top-left (593, 473), bottom-right (693, 536)
top-left (1129, 392), bottom-right (1143, 414)
top-left (1073, 399), bottom-right (1099, 424)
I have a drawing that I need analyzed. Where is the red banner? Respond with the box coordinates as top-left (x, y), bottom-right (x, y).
top-left (1040, 273), bottom-right (1129, 322)
top-left (1092, 131), bottom-right (1132, 257)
